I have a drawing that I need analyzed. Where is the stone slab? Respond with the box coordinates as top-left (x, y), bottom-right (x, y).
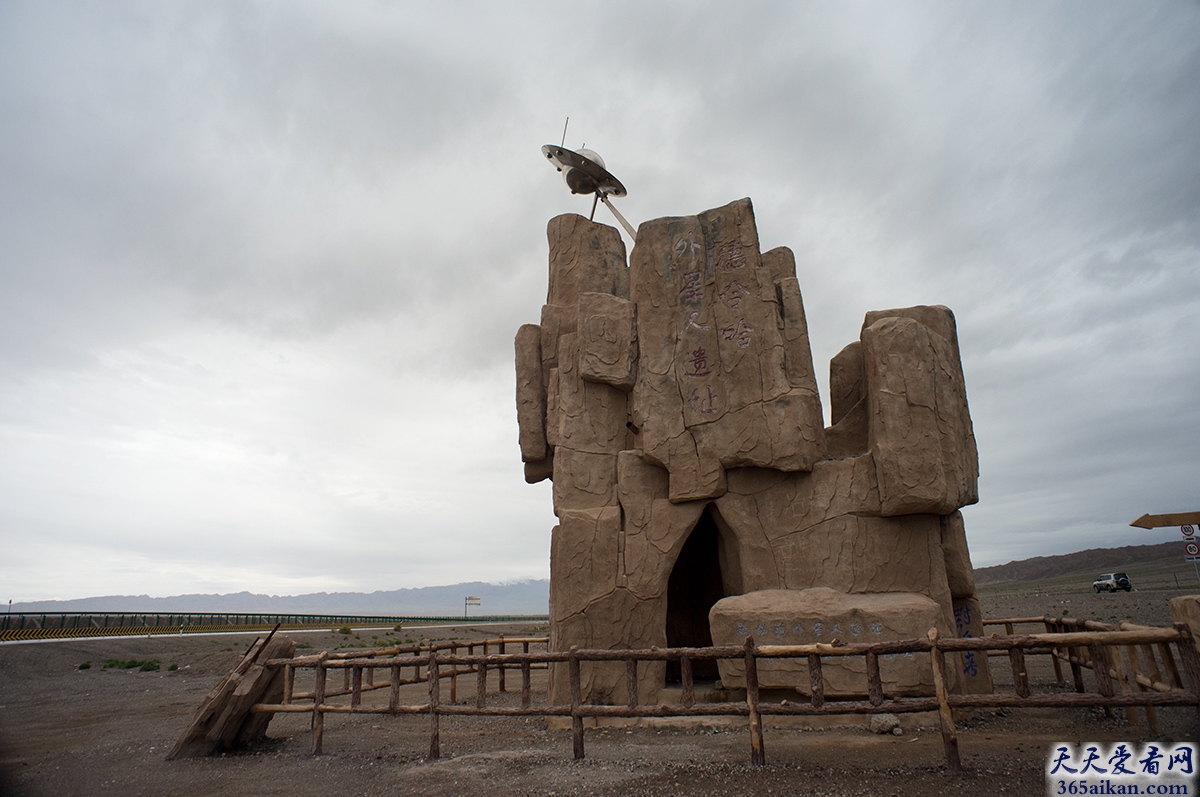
top-left (710, 588), bottom-right (941, 697)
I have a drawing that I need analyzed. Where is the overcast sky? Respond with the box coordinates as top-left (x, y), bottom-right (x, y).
top-left (2, 1), bottom-right (1197, 602)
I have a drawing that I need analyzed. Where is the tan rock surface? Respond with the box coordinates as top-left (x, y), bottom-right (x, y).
top-left (514, 323), bottom-right (547, 463)
top-left (951, 595), bottom-right (994, 695)
top-left (629, 199), bottom-right (825, 503)
top-left (940, 510), bottom-right (976, 599)
top-left (710, 588), bottom-right (942, 696)
top-left (862, 313), bottom-right (978, 516)
top-left (519, 200), bottom-right (991, 706)
top-left (829, 341), bottom-right (865, 426)
top-left (578, 292), bottom-right (637, 390)
top-left (546, 214), bottom-right (628, 305)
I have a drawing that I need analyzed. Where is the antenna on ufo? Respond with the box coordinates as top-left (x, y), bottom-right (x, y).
top-left (541, 131), bottom-right (637, 242)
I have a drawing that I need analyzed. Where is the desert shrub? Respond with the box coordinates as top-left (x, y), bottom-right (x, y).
top-left (336, 626), bottom-right (352, 635)
top-left (78, 661), bottom-right (91, 670)
top-left (168, 663), bottom-right (178, 672)
top-left (103, 658), bottom-right (160, 671)
top-left (393, 624), bottom-right (404, 632)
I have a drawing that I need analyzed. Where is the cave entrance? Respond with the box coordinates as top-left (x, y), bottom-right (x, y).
top-left (665, 506), bottom-right (731, 683)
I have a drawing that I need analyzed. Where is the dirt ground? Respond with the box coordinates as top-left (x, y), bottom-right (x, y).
top-left (1, 590), bottom-right (1197, 797)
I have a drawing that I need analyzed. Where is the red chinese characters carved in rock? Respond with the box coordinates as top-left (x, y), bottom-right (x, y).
top-left (715, 241), bottom-right (746, 272)
top-left (680, 271), bottom-right (704, 304)
top-left (683, 347), bottom-right (712, 378)
top-left (719, 281), bottom-right (750, 310)
top-left (673, 231), bottom-right (702, 263)
top-left (688, 385), bottom-right (720, 415)
top-left (721, 318), bottom-right (753, 348)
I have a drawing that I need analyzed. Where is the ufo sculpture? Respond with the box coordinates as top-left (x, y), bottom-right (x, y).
top-left (542, 143), bottom-right (637, 240)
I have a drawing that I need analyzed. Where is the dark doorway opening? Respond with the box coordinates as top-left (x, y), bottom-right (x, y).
top-left (665, 507), bottom-right (726, 682)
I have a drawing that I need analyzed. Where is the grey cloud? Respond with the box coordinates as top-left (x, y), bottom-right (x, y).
top-left (1, 1), bottom-right (1198, 597)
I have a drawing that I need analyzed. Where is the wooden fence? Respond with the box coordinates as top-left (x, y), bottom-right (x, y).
top-left (982, 614), bottom-right (1194, 736)
top-left (249, 621), bottom-right (1200, 770)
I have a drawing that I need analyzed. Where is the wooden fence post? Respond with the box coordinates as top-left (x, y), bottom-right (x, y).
top-left (570, 646), bottom-right (584, 760)
top-left (681, 655), bottom-right (695, 708)
top-left (1174, 623), bottom-right (1200, 702)
top-left (626, 657), bottom-right (638, 709)
top-left (522, 641), bottom-right (532, 708)
top-left (498, 635), bottom-right (506, 693)
top-left (1123, 644), bottom-right (1156, 734)
top-left (866, 649), bottom-right (883, 707)
top-left (282, 663), bottom-right (293, 706)
top-left (450, 643), bottom-right (458, 704)
top-left (1045, 616), bottom-right (1065, 686)
top-left (428, 647), bottom-right (441, 760)
top-left (744, 638), bottom-right (764, 766)
top-left (1089, 642), bottom-right (1114, 697)
top-left (927, 628), bottom-right (961, 772)
top-left (1009, 647), bottom-right (1030, 698)
top-left (476, 648), bottom-right (488, 709)
top-left (808, 654), bottom-right (824, 708)
top-left (311, 652), bottom-right (328, 756)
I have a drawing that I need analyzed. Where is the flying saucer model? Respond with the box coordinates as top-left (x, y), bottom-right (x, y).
top-left (542, 145), bottom-right (627, 198)
top-left (541, 144), bottom-right (637, 240)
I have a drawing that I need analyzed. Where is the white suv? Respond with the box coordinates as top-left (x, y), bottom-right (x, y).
top-left (1092, 572), bottom-right (1132, 592)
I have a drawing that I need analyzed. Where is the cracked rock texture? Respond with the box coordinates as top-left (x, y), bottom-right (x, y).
top-left (516, 199), bottom-right (987, 706)
top-left (709, 588), bottom-right (942, 696)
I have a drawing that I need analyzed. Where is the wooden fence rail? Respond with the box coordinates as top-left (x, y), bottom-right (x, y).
top-left (247, 623), bottom-right (1200, 770)
top-left (982, 615), bottom-right (1195, 735)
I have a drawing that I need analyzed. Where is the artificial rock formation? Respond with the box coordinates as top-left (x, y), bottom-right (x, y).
top-left (515, 198), bottom-right (991, 707)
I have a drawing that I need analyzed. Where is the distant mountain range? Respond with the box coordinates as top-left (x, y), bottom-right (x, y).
top-left (973, 541), bottom-right (1181, 585)
top-left (10, 540), bottom-right (1186, 615)
top-left (10, 580), bottom-right (550, 616)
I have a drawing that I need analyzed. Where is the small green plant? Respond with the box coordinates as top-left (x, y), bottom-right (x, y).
top-left (168, 663), bottom-right (178, 672)
top-left (1062, 609), bottom-right (1069, 616)
top-left (296, 642), bottom-right (313, 649)
top-left (336, 626), bottom-right (352, 635)
top-left (103, 658), bottom-right (160, 671)
top-left (78, 661), bottom-right (91, 670)
top-left (335, 641), bottom-right (374, 650)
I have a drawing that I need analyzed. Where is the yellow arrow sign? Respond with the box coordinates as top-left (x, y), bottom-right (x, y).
top-left (1129, 512), bottom-right (1200, 529)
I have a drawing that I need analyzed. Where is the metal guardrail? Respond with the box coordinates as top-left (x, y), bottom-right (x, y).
top-left (0, 612), bottom-right (548, 641)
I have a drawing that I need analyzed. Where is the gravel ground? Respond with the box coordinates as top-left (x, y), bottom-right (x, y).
top-left (1, 593), bottom-right (1197, 797)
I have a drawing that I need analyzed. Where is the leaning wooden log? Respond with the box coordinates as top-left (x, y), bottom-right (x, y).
top-left (927, 628), bottom-right (961, 772)
top-left (167, 628), bottom-right (295, 759)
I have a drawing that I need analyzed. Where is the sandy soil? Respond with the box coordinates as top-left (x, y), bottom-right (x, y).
top-left (1, 591), bottom-right (1197, 797)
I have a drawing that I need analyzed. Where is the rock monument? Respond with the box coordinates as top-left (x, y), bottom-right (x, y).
top-left (515, 198), bottom-right (991, 706)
